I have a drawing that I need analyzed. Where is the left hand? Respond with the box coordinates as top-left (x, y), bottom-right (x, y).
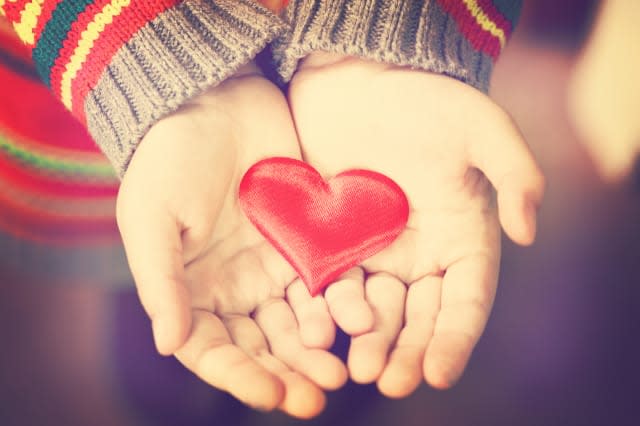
top-left (285, 53), bottom-right (545, 397)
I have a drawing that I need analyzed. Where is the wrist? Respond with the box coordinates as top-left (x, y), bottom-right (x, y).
top-left (274, 0), bottom-right (522, 92)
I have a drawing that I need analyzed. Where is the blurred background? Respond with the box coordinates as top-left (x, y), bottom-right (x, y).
top-left (1, 1), bottom-right (639, 425)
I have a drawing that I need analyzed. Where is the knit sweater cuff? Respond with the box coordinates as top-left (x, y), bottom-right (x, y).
top-left (273, 0), bottom-right (521, 92)
top-left (83, 0), bottom-right (285, 176)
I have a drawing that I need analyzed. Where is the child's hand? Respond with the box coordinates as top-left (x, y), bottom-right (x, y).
top-left (568, 0), bottom-right (640, 181)
top-left (287, 53), bottom-right (545, 397)
top-left (116, 65), bottom-right (346, 418)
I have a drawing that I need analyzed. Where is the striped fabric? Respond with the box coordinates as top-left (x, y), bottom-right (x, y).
top-left (274, 0), bottom-right (522, 92)
top-left (0, 17), bottom-right (119, 243)
top-left (0, 0), bottom-right (519, 284)
top-left (3, 0), bottom-right (180, 121)
top-left (0, 2), bottom-right (285, 283)
top-left (435, 0), bottom-right (518, 59)
top-left (0, 17), bottom-right (130, 285)
top-left (0, 1), bottom-right (285, 285)
top-left (1, 0), bottom-right (520, 178)
top-left (1, 0), bottom-right (287, 175)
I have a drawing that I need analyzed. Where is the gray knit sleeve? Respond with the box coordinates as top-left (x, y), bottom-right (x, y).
top-left (85, 0), bottom-right (286, 177)
top-left (272, 0), bottom-right (522, 92)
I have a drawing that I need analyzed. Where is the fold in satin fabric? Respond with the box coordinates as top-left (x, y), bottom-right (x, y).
top-left (239, 157), bottom-right (409, 295)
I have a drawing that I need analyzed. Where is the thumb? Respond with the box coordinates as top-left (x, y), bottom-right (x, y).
top-left (117, 191), bottom-right (191, 356)
top-left (469, 109), bottom-right (545, 246)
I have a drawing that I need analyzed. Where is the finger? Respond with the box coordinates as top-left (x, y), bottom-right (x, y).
top-left (287, 279), bottom-right (336, 349)
top-left (116, 197), bottom-right (190, 356)
top-left (255, 298), bottom-right (348, 391)
top-left (273, 368), bottom-right (326, 419)
top-left (222, 315), bottom-right (271, 354)
top-left (222, 314), bottom-right (325, 418)
top-left (423, 254), bottom-right (499, 389)
top-left (468, 109), bottom-right (545, 245)
top-left (324, 267), bottom-right (374, 335)
top-left (174, 310), bottom-right (284, 412)
top-left (348, 273), bottom-right (406, 384)
top-left (377, 275), bottom-right (442, 398)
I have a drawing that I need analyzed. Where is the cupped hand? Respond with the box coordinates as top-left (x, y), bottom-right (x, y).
top-left (116, 64), bottom-right (346, 418)
top-left (286, 53), bottom-right (545, 397)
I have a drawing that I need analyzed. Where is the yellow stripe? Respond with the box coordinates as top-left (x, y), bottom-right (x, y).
top-left (60, 0), bottom-right (130, 110)
top-left (461, 0), bottom-right (506, 48)
top-left (13, 0), bottom-right (45, 45)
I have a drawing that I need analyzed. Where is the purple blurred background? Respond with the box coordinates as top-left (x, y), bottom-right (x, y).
top-left (2, 1), bottom-right (639, 425)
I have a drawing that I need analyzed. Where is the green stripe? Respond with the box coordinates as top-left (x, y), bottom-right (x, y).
top-left (32, 0), bottom-right (94, 87)
top-left (0, 132), bottom-right (116, 180)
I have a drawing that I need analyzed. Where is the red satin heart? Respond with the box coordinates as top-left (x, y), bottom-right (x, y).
top-left (239, 157), bottom-right (409, 296)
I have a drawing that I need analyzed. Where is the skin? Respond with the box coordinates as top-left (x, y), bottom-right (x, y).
top-left (116, 64), bottom-right (347, 419)
top-left (568, 0), bottom-right (640, 181)
top-left (284, 52), bottom-right (545, 397)
top-left (116, 53), bottom-right (545, 417)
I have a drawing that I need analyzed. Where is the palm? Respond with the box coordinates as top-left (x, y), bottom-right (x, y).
top-left (288, 55), bottom-right (542, 397)
top-left (118, 72), bottom-right (345, 417)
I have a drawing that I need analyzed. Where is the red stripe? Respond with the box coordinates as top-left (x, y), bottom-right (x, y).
top-left (0, 62), bottom-right (102, 152)
top-left (0, 194), bottom-right (116, 225)
top-left (0, 64), bottom-right (118, 198)
top-left (1, 0), bottom-right (32, 23)
top-left (0, 181), bottom-right (119, 244)
top-left (32, 0), bottom-right (64, 47)
top-left (71, 0), bottom-right (181, 122)
top-left (0, 153), bottom-right (119, 197)
top-left (436, 0), bottom-right (501, 59)
top-left (49, 0), bottom-right (112, 99)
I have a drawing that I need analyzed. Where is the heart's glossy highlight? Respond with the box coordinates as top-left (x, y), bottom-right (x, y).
top-left (239, 157), bottom-right (409, 295)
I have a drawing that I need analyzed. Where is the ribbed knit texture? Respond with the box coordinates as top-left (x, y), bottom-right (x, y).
top-left (273, 0), bottom-right (522, 92)
top-left (85, 0), bottom-right (287, 175)
top-left (0, 1), bottom-right (288, 284)
top-left (1, 0), bottom-right (287, 176)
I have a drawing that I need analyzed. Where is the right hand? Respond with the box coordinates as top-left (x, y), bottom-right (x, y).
top-left (116, 65), bottom-right (347, 418)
